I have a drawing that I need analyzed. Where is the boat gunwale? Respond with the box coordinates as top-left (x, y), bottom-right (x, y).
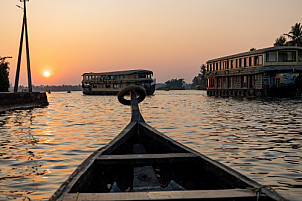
top-left (49, 121), bottom-right (138, 201)
top-left (49, 90), bottom-right (287, 201)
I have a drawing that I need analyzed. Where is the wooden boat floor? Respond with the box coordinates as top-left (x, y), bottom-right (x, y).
top-left (96, 153), bottom-right (199, 165)
top-left (62, 189), bottom-right (260, 201)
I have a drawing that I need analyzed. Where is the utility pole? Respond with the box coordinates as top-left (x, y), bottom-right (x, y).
top-left (14, 0), bottom-right (32, 92)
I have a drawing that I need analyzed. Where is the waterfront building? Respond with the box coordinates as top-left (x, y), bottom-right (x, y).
top-left (206, 46), bottom-right (302, 97)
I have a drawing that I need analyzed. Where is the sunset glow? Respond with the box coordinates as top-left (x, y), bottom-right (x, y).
top-left (43, 71), bottom-right (50, 77)
top-left (1, 0), bottom-right (302, 85)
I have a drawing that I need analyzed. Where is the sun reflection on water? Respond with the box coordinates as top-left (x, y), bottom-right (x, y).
top-left (0, 91), bottom-right (301, 200)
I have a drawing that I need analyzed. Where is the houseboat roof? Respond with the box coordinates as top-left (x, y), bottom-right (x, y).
top-left (82, 69), bottom-right (153, 76)
top-left (207, 46), bottom-right (302, 63)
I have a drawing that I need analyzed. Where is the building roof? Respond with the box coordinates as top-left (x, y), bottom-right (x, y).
top-left (207, 46), bottom-right (302, 63)
top-left (82, 69), bottom-right (153, 76)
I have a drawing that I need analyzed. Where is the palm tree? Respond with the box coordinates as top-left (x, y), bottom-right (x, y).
top-left (284, 23), bottom-right (302, 46)
top-left (274, 35), bottom-right (286, 46)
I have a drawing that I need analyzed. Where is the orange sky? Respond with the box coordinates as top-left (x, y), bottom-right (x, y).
top-left (1, 0), bottom-right (302, 86)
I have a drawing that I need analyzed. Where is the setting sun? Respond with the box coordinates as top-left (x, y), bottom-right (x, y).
top-left (43, 71), bottom-right (50, 77)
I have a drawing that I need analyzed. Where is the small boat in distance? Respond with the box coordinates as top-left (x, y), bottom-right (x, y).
top-left (67, 90), bottom-right (71, 93)
top-left (49, 86), bottom-right (285, 201)
top-left (82, 69), bottom-right (156, 95)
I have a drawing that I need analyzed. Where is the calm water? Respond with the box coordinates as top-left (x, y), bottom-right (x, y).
top-left (0, 90), bottom-right (301, 201)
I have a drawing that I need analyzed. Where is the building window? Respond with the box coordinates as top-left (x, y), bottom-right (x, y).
top-left (299, 50), bottom-right (302, 62)
top-left (244, 57), bottom-right (248, 67)
top-left (278, 51), bottom-right (296, 62)
top-left (113, 84), bottom-right (119, 88)
top-left (254, 56), bottom-right (260, 66)
top-left (259, 55), bottom-right (263, 65)
top-left (266, 51), bottom-right (276, 62)
top-left (241, 76), bottom-right (247, 88)
top-left (239, 58), bottom-right (242, 68)
top-left (227, 77), bottom-right (232, 88)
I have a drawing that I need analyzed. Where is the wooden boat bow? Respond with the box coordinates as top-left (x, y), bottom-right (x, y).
top-left (49, 86), bottom-right (286, 201)
top-left (117, 85), bottom-right (146, 123)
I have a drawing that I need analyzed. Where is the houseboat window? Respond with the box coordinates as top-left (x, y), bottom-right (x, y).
top-left (230, 60), bottom-right (233, 69)
top-left (259, 55), bottom-right (263, 65)
top-left (254, 56), bottom-right (260, 66)
top-left (217, 78), bottom-right (221, 88)
top-left (241, 76), bottom-right (247, 88)
top-left (120, 83), bottom-right (123, 88)
top-left (249, 57), bottom-right (253, 66)
top-left (244, 58), bottom-right (247, 67)
top-left (239, 58), bottom-right (242, 68)
top-left (278, 51), bottom-right (296, 62)
top-left (138, 74), bottom-right (147, 78)
top-left (227, 77), bottom-right (232, 88)
top-left (299, 50), bottom-right (302, 62)
top-left (210, 78), bottom-right (214, 88)
top-left (266, 51), bottom-right (276, 62)
top-left (113, 84), bottom-right (119, 88)
top-left (106, 84), bottom-right (111, 88)
top-left (215, 63), bottom-right (218, 70)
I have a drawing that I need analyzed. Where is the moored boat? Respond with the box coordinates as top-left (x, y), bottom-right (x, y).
top-left (206, 46), bottom-right (302, 97)
top-left (82, 69), bottom-right (156, 95)
top-left (49, 86), bottom-right (286, 201)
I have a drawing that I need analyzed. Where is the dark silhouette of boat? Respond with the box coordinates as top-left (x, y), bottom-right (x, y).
top-left (49, 86), bottom-right (285, 201)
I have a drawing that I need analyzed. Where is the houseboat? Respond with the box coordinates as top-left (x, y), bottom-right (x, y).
top-left (206, 46), bottom-right (302, 97)
top-left (82, 69), bottom-right (156, 95)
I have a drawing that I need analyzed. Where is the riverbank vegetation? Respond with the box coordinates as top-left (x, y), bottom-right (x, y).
top-left (0, 57), bottom-right (10, 92)
top-left (192, 64), bottom-right (207, 90)
top-left (274, 22), bottom-right (302, 47)
top-left (157, 78), bottom-right (185, 90)
top-left (12, 85), bottom-right (82, 92)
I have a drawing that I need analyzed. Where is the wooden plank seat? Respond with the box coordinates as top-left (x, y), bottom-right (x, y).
top-left (96, 153), bottom-right (199, 165)
top-left (63, 189), bottom-right (260, 201)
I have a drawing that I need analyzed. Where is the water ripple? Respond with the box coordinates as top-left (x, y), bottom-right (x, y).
top-left (0, 91), bottom-right (301, 200)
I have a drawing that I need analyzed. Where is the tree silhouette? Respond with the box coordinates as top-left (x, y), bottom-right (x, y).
top-left (284, 23), bottom-right (302, 47)
top-left (0, 57), bottom-right (10, 92)
top-left (165, 78), bottom-right (185, 90)
top-left (274, 35), bottom-right (287, 46)
top-left (192, 64), bottom-right (207, 89)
